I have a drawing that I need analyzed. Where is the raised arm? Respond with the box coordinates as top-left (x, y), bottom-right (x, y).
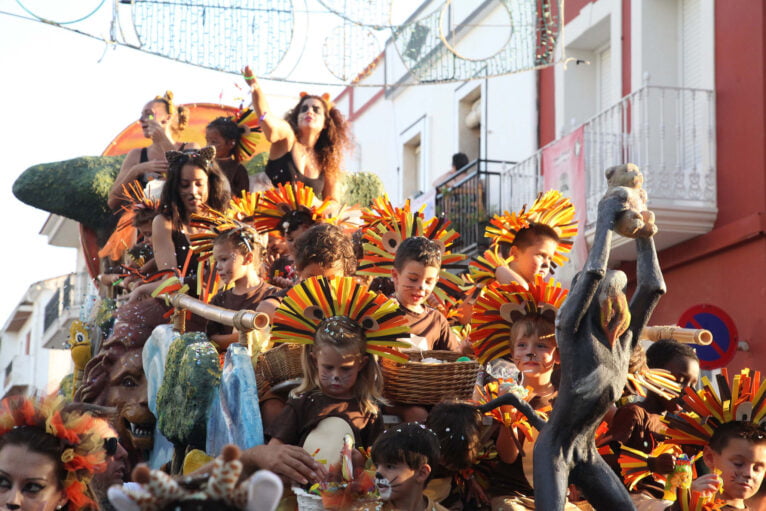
top-left (242, 66), bottom-right (295, 147)
top-left (557, 195), bottom-right (622, 334)
top-left (627, 235), bottom-right (666, 347)
top-left (107, 145), bottom-right (169, 210)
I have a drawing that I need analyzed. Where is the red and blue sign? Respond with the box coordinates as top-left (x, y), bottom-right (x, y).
top-left (677, 304), bottom-right (738, 370)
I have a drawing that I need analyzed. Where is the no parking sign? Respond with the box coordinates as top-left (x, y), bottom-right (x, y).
top-left (678, 304), bottom-right (738, 370)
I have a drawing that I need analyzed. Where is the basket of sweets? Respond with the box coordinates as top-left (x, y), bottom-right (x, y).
top-left (380, 349), bottom-right (480, 405)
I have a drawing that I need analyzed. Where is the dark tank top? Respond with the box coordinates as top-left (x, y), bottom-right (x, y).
top-left (264, 151), bottom-right (325, 198)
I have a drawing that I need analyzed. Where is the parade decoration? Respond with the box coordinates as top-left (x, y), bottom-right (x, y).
top-left (357, 195), bottom-right (467, 304)
top-left (617, 443), bottom-right (684, 491)
top-left (271, 276), bottom-right (410, 363)
top-left (231, 108), bottom-right (268, 162)
top-left (108, 445), bottom-right (284, 511)
top-left (485, 189), bottom-right (578, 270)
top-left (663, 368), bottom-right (766, 447)
top-left (8, 1), bottom-right (565, 87)
top-left (470, 276), bottom-right (568, 364)
top-left (68, 320), bottom-right (92, 399)
top-left (0, 395), bottom-right (111, 509)
top-left (244, 181), bottom-right (332, 234)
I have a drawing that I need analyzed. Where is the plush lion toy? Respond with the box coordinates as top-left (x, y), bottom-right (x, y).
top-left (604, 163), bottom-right (657, 238)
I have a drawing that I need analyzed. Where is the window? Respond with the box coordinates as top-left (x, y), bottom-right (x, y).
top-left (402, 134), bottom-right (422, 199)
top-left (458, 85), bottom-right (482, 163)
top-left (596, 43), bottom-right (613, 113)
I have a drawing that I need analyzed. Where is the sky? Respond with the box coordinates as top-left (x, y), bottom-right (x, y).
top-left (0, 1), bottom-right (358, 325)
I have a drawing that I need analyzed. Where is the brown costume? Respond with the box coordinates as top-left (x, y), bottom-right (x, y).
top-left (265, 389), bottom-right (383, 449)
top-left (399, 304), bottom-right (460, 352)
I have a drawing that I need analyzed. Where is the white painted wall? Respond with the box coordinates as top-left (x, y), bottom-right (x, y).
top-left (631, 0), bottom-right (714, 91)
top-left (344, 0), bottom-right (538, 205)
top-left (556, 0), bottom-right (623, 136)
top-left (0, 278), bottom-right (74, 398)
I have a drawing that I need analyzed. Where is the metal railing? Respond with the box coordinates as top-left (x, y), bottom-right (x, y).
top-left (434, 159), bottom-right (515, 254)
top-left (499, 85), bottom-right (716, 226)
top-left (43, 272), bottom-right (93, 335)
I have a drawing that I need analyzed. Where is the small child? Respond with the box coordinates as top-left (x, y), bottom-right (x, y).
top-left (494, 223), bottom-right (559, 289)
top-left (267, 210), bottom-right (317, 288)
top-left (392, 236), bottom-right (459, 352)
top-left (207, 227), bottom-right (277, 352)
top-left (604, 339), bottom-right (700, 498)
top-left (484, 190), bottom-right (577, 291)
top-left (489, 312), bottom-right (559, 506)
top-left (265, 276), bottom-right (408, 478)
top-left (425, 402), bottom-right (487, 509)
top-left (206, 116), bottom-right (251, 198)
top-left (257, 223), bottom-right (356, 319)
top-left (695, 421), bottom-right (766, 510)
top-left (372, 422), bottom-right (449, 511)
top-left (469, 278), bottom-right (568, 508)
top-left (651, 421), bottom-right (766, 511)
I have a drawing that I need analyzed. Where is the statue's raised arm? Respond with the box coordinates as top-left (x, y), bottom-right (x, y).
top-left (533, 164), bottom-right (664, 511)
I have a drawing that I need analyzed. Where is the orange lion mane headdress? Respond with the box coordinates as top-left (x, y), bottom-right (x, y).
top-left (0, 395), bottom-right (111, 509)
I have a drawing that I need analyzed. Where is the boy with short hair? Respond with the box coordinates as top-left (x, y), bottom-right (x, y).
top-left (668, 421), bottom-right (766, 511)
top-left (495, 223), bottom-right (560, 289)
top-left (392, 236), bottom-right (459, 352)
top-left (372, 422), bottom-right (448, 511)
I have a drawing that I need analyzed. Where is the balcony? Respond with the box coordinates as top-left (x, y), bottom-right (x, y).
top-left (434, 159), bottom-right (514, 255)
top-left (494, 85), bottom-right (717, 260)
top-left (41, 272), bottom-right (96, 349)
top-left (3, 354), bottom-right (33, 397)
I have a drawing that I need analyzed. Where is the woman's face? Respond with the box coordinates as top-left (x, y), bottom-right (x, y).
top-left (178, 164), bottom-right (209, 214)
top-left (297, 98), bottom-right (326, 132)
top-left (0, 444), bottom-right (66, 511)
top-left (205, 127), bottom-right (235, 159)
top-left (139, 101), bottom-right (170, 138)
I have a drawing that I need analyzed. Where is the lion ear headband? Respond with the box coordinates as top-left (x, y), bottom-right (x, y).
top-left (470, 275), bottom-right (568, 364)
top-left (356, 194), bottom-right (467, 305)
top-left (166, 146), bottom-right (217, 170)
top-left (271, 276), bottom-right (411, 362)
top-left (299, 91), bottom-right (334, 110)
top-left (662, 368), bottom-right (766, 447)
top-left (484, 189), bottom-right (578, 271)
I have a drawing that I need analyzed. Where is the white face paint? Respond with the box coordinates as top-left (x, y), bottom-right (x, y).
top-left (375, 474), bottom-right (392, 500)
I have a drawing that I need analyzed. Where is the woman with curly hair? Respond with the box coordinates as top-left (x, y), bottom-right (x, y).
top-left (0, 396), bottom-right (113, 510)
top-left (242, 65), bottom-right (351, 200)
top-left (108, 91), bottom-right (198, 210)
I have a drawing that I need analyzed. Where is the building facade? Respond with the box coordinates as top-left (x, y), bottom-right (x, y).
top-left (340, 0), bottom-right (763, 373)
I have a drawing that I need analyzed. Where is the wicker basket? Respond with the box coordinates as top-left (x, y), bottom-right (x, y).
top-left (256, 343), bottom-right (303, 389)
top-left (380, 350), bottom-right (480, 405)
top-left (292, 487), bottom-right (381, 511)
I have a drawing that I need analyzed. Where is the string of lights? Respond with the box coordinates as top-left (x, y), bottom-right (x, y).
top-left (2, 0), bottom-right (565, 87)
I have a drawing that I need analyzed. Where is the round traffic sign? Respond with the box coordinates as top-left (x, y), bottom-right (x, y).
top-left (677, 304), bottom-right (738, 370)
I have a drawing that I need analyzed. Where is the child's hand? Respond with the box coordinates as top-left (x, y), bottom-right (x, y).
top-left (690, 473), bottom-right (722, 497)
top-left (128, 283), bottom-right (153, 303)
top-left (647, 453), bottom-right (675, 474)
top-left (254, 443), bottom-right (327, 485)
